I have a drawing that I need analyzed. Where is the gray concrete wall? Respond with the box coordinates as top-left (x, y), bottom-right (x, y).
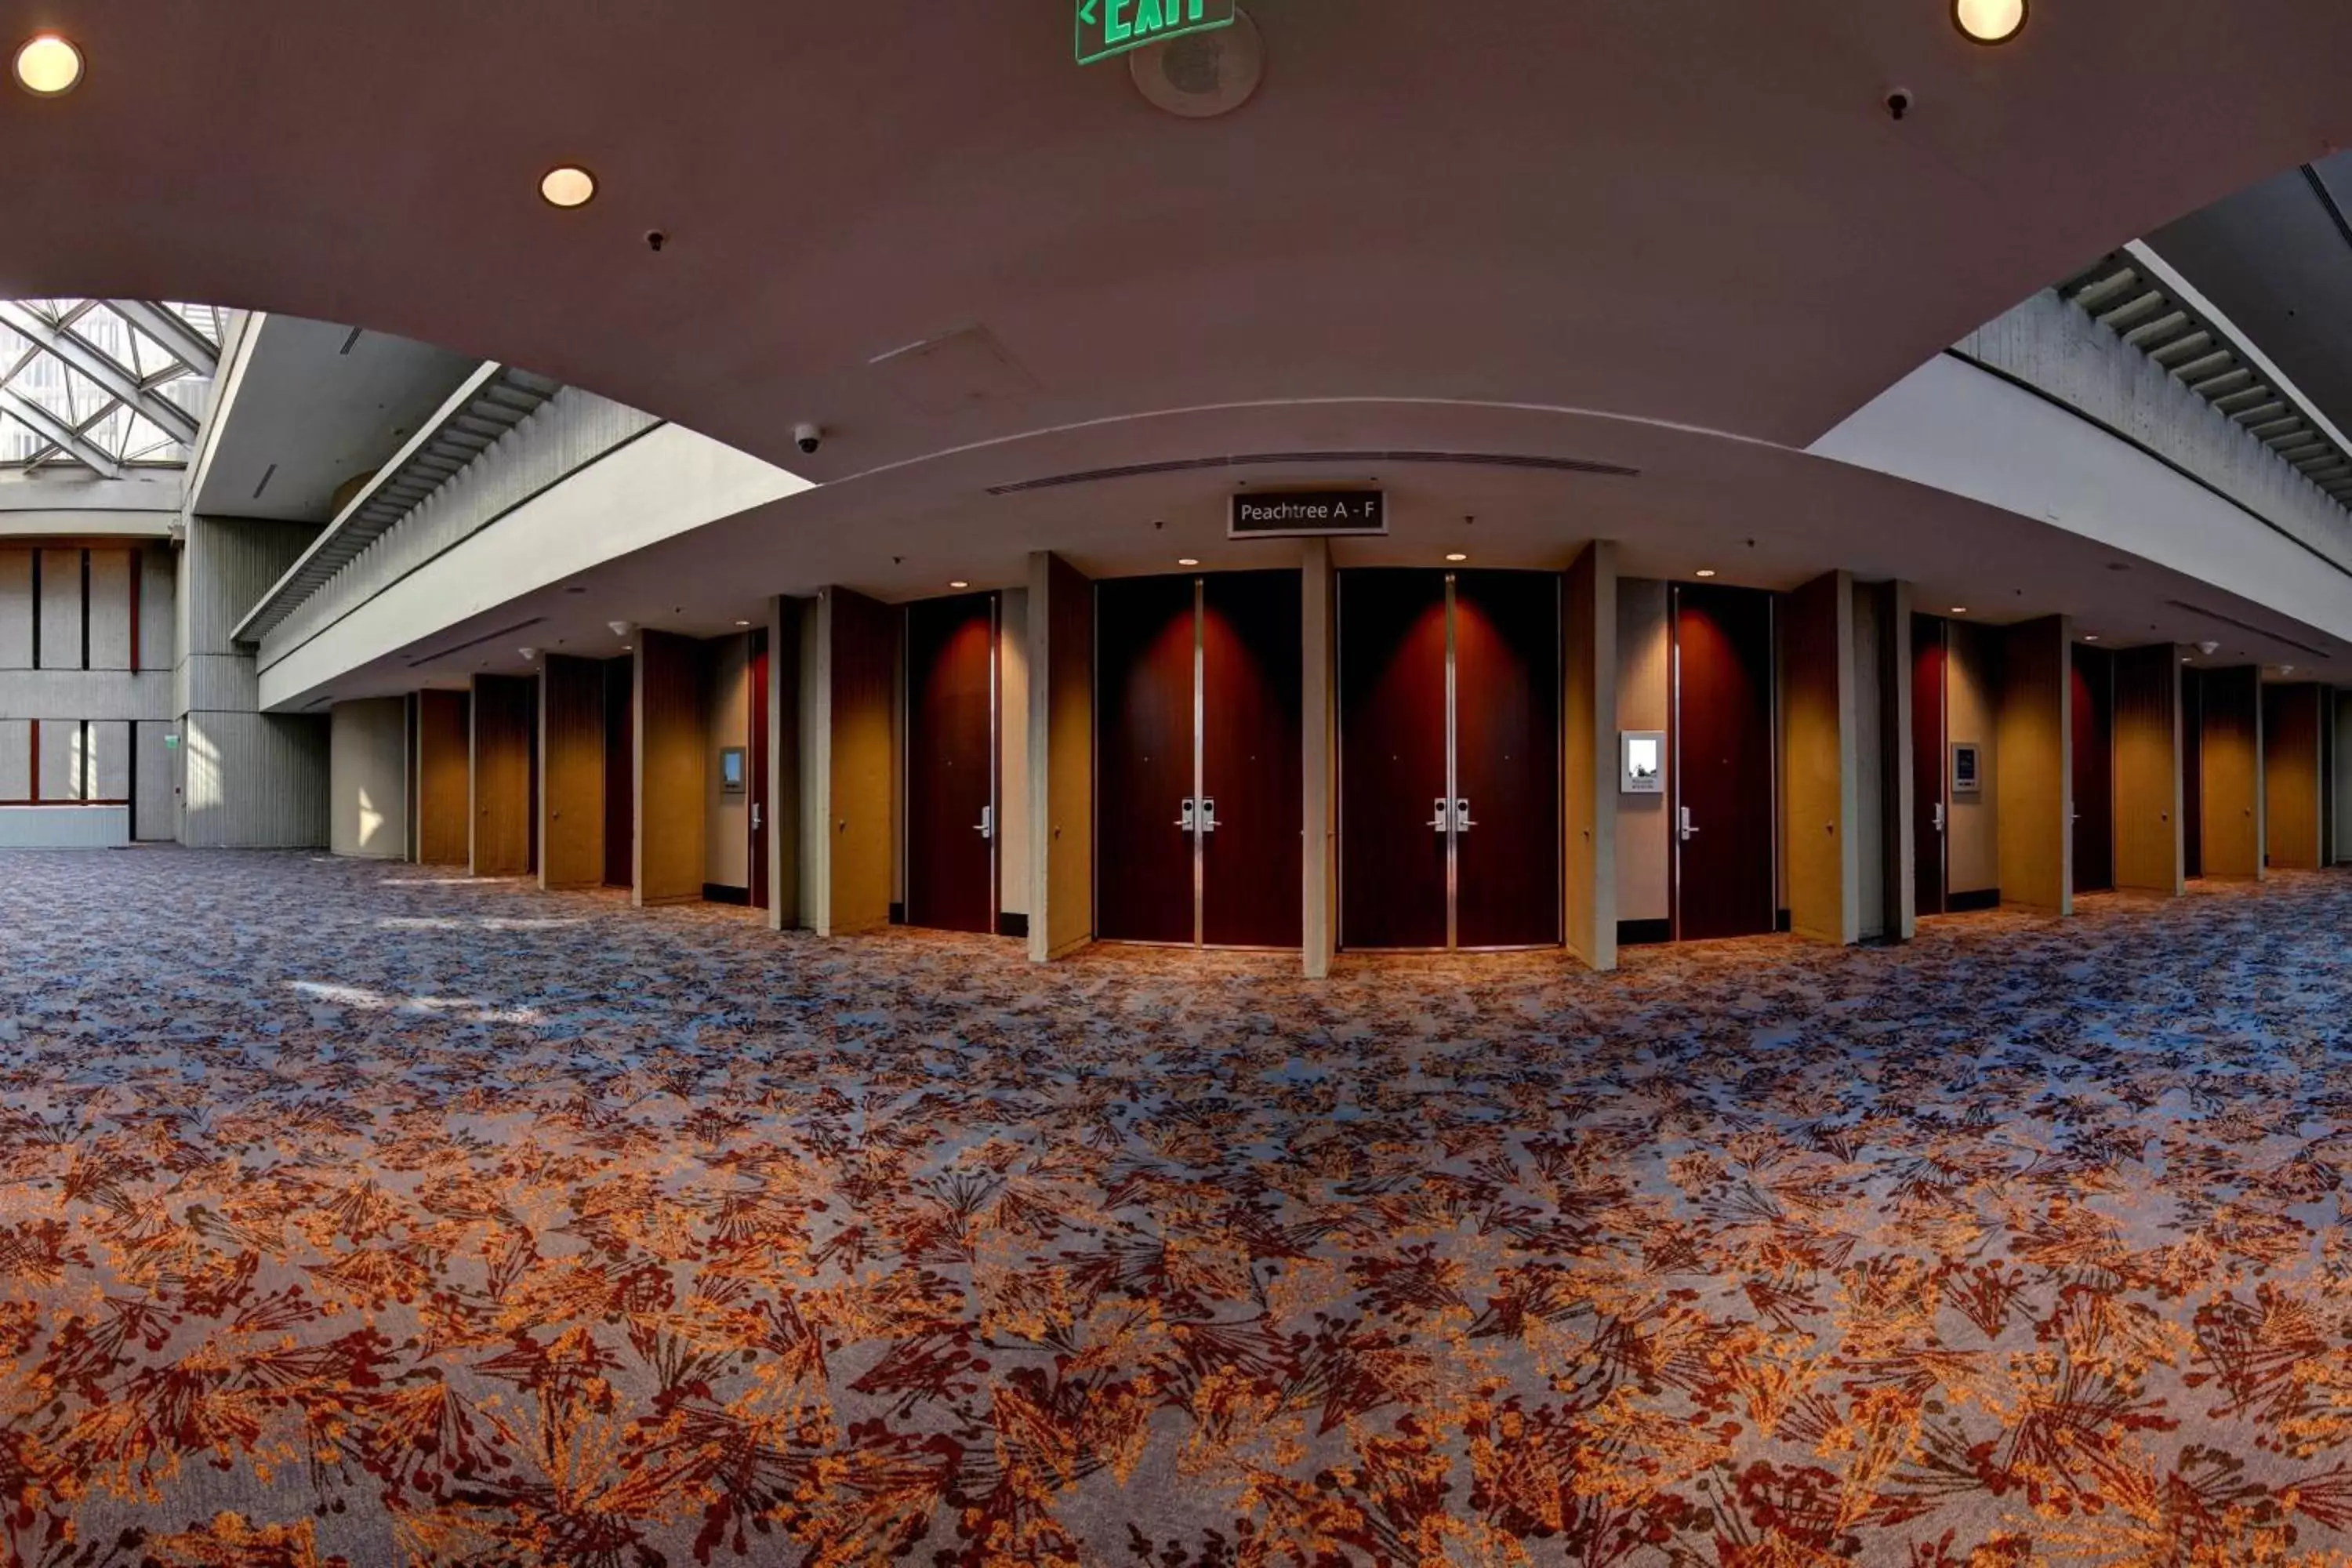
top-left (329, 697), bottom-right (408, 858)
top-left (179, 515), bottom-right (328, 847)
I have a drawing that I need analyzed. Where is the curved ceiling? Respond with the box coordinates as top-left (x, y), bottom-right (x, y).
top-left (3, 1), bottom-right (2350, 493)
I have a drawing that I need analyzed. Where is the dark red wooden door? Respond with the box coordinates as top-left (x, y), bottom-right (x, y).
top-left (1340, 571), bottom-right (1450, 949)
top-left (905, 593), bottom-right (996, 933)
top-left (1453, 571), bottom-right (1560, 948)
top-left (1674, 583), bottom-right (1775, 941)
top-left (603, 655), bottom-right (633, 887)
top-left (2071, 644), bottom-right (2114, 894)
top-left (2182, 669), bottom-right (2204, 878)
top-left (1201, 570), bottom-right (1303, 948)
top-left (749, 632), bottom-right (770, 912)
top-left (1096, 576), bottom-right (1199, 944)
top-left (1911, 614), bottom-right (1947, 915)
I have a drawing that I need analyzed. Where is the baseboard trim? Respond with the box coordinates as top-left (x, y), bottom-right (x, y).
top-left (1616, 917), bottom-right (1671, 947)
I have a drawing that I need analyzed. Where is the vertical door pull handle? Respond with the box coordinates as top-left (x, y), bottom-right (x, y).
top-left (1455, 797), bottom-right (1476, 830)
top-left (1176, 797), bottom-right (1196, 830)
top-left (1932, 802), bottom-right (1944, 833)
top-left (1197, 797), bottom-right (1218, 833)
top-left (1428, 797), bottom-right (1453, 832)
top-left (751, 803), bottom-right (762, 833)
top-left (1679, 805), bottom-right (1699, 841)
top-left (975, 804), bottom-right (994, 840)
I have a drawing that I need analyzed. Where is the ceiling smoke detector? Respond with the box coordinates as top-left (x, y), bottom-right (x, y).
top-left (1131, 8), bottom-right (1262, 119)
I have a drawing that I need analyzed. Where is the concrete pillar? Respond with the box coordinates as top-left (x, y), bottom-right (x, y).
top-left (327, 697), bottom-right (407, 859)
top-left (470, 674), bottom-right (535, 877)
top-left (2201, 665), bottom-right (2264, 880)
top-left (540, 655), bottom-right (606, 890)
top-left (1563, 542), bottom-right (1618, 971)
top-left (2334, 689), bottom-right (2352, 864)
top-left (2113, 644), bottom-right (2184, 896)
top-left (415, 688), bottom-right (470, 865)
top-left (634, 629), bottom-right (706, 906)
top-left (2264, 681), bottom-right (2324, 870)
top-left (1301, 541), bottom-right (1338, 978)
top-left (764, 595), bottom-right (804, 931)
top-left (1784, 571), bottom-right (1860, 943)
top-left (1997, 615), bottom-right (2071, 915)
top-left (798, 589), bottom-right (894, 934)
top-left (1027, 551), bottom-right (1094, 962)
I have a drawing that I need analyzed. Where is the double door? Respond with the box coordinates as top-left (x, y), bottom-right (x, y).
top-left (1097, 570), bottom-right (1302, 947)
top-left (906, 593), bottom-right (998, 933)
top-left (1338, 569), bottom-right (1560, 950)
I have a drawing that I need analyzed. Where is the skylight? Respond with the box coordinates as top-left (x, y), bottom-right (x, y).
top-left (0, 299), bottom-right (223, 474)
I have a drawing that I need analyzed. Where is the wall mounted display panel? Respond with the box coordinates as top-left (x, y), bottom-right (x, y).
top-left (1673, 583), bottom-right (1776, 941)
top-left (905, 593), bottom-right (999, 935)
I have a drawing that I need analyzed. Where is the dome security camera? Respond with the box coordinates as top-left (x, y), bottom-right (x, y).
top-left (793, 423), bottom-right (823, 456)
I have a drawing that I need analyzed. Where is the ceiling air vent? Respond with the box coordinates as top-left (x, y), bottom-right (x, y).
top-left (988, 449), bottom-right (1641, 496)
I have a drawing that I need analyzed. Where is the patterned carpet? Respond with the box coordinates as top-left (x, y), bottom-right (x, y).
top-left (5, 852), bottom-right (2352, 1566)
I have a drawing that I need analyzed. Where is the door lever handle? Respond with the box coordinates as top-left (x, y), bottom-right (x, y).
top-left (1455, 797), bottom-right (1475, 831)
top-left (1197, 797), bottom-right (1218, 833)
top-left (750, 803), bottom-right (762, 833)
top-left (1428, 797), bottom-right (1452, 832)
top-left (1176, 797), bottom-right (1196, 830)
top-left (1679, 805), bottom-right (1699, 842)
top-left (975, 804), bottom-right (994, 840)
top-left (1933, 802), bottom-right (1945, 833)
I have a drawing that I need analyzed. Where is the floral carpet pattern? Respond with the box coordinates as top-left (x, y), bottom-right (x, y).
top-left (5, 852), bottom-right (2352, 1565)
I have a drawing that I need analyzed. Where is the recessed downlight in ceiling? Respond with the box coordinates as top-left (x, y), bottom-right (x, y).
top-left (1446, 554), bottom-right (1468, 563)
top-left (13, 34), bottom-right (81, 96)
top-left (1131, 7), bottom-right (1262, 118)
top-left (1177, 557), bottom-right (1200, 567)
top-left (1695, 568), bottom-right (1718, 579)
top-left (1952, 0), bottom-right (2026, 44)
top-left (539, 165), bottom-right (597, 209)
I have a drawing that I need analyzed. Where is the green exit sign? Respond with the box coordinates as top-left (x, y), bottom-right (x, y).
top-left (1076, 0), bottom-right (1236, 64)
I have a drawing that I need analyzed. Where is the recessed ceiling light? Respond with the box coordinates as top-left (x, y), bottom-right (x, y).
top-left (735, 620), bottom-right (751, 627)
top-left (949, 580), bottom-right (970, 590)
top-left (1694, 568), bottom-right (1718, 579)
top-left (1177, 557), bottom-right (1200, 567)
top-left (1446, 553), bottom-right (1468, 563)
top-left (1952, 0), bottom-right (2026, 44)
top-left (13, 34), bottom-right (82, 95)
top-left (539, 165), bottom-right (597, 209)
top-left (2083, 634), bottom-right (2099, 641)
top-left (1951, 606), bottom-right (1968, 615)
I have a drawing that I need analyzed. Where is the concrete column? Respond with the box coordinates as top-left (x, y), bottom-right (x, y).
top-left (1300, 541), bottom-right (1338, 978)
top-left (1563, 542), bottom-right (1618, 971)
top-left (2264, 681), bottom-right (2324, 870)
top-left (634, 630), bottom-right (706, 906)
top-left (2113, 644), bottom-right (2184, 896)
top-left (540, 655), bottom-right (606, 890)
top-left (1027, 552), bottom-right (1094, 962)
top-left (415, 688), bottom-right (470, 865)
top-left (470, 673), bottom-right (535, 877)
top-left (175, 515), bottom-right (328, 848)
top-left (2201, 664), bottom-right (2264, 880)
top-left (1997, 615), bottom-right (2071, 915)
top-left (764, 595), bottom-right (804, 931)
top-left (327, 697), bottom-right (407, 859)
top-left (797, 589), bottom-right (894, 934)
top-left (1784, 571), bottom-right (1860, 944)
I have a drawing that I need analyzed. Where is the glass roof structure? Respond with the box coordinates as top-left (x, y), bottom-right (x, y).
top-left (0, 299), bottom-right (223, 473)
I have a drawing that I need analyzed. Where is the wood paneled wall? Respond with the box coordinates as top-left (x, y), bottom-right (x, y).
top-left (2111, 644), bottom-right (2183, 895)
top-left (1029, 552), bottom-right (1094, 961)
top-left (635, 630), bottom-right (706, 905)
top-left (540, 655), bottom-right (606, 889)
top-left (2264, 681), bottom-right (2324, 871)
top-left (1784, 571), bottom-right (1859, 944)
top-left (415, 690), bottom-right (470, 865)
top-left (1996, 615), bottom-right (2071, 914)
top-left (470, 675), bottom-right (536, 877)
top-left (2200, 665), bottom-right (2263, 880)
top-left (1563, 542), bottom-right (1617, 971)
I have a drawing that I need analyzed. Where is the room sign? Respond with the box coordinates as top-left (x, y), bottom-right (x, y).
top-left (1229, 490), bottom-right (1388, 539)
top-left (1076, 0), bottom-right (1236, 64)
